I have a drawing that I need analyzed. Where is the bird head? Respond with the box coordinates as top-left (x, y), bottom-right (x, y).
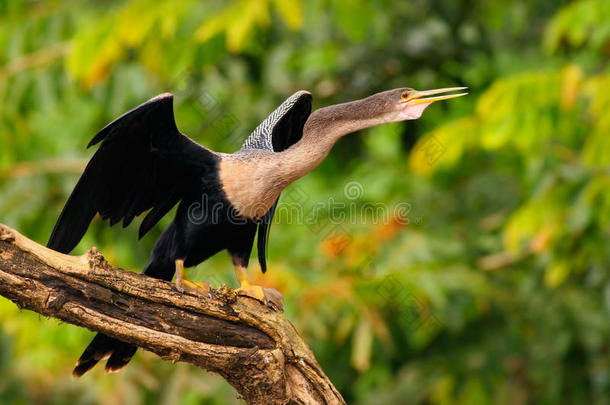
top-left (399, 86), bottom-right (468, 119)
top-left (299, 86), bottom-right (469, 151)
top-left (362, 87), bottom-right (468, 123)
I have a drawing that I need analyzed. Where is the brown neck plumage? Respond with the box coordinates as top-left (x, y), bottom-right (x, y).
top-left (277, 97), bottom-right (392, 183)
top-left (221, 93), bottom-right (401, 218)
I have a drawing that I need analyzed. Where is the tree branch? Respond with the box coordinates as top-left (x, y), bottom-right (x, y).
top-left (0, 224), bottom-right (345, 405)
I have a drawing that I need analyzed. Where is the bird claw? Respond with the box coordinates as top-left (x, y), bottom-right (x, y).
top-left (176, 279), bottom-right (212, 298)
top-left (237, 285), bottom-right (284, 311)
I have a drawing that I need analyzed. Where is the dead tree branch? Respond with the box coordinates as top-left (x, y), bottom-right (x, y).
top-left (0, 223), bottom-right (345, 405)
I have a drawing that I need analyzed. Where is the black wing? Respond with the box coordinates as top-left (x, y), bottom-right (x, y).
top-left (48, 93), bottom-right (217, 254)
top-left (240, 90), bottom-right (313, 153)
top-left (256, 199), bottom-right (277, 273)
top-left (240, 91), bottom-right (312, 272)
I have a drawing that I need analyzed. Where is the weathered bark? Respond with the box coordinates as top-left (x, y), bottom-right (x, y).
top-left (0, 224), bottom-right (345, 405)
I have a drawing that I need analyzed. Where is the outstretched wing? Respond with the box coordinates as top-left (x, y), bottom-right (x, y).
top-left (48, 93), bottom-right (217, 254)
top-left (240, 91), bottom-right (312, 272)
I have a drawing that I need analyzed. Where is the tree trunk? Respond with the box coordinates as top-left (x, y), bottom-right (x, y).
top-left (0, 223), bottom-right (345, 405)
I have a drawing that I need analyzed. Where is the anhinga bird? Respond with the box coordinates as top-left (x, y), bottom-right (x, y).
top-left (47, 86), bottom-right (466, 376)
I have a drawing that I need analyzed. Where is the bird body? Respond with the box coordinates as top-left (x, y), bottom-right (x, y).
top-left (49, 86), bottom-right (467, 376)
top-left (218, 150), bottom-right (286, 219)
top-left (56, 90), bottom-right (313, 375)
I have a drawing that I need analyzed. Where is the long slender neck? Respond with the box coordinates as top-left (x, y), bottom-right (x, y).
top-left (278, 99), bottom-right (391, 182)
top-left (303, 99), bottom-right (390, 146)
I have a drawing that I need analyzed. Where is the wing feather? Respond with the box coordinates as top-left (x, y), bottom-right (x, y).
top-left (256, 199), bottom-right (278, 273)
top-left (240, 91), bottom-right (312, 271)
top-left (47, 93), bottom-right (216, 254)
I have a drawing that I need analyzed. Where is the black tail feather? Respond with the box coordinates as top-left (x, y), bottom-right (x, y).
top-left (73, 241), bottom-right (177, 377)
top-left (73, 358), bottom-right (101, 377)
top-left (73, 333), bottom-right (121, 377)
top-left (73, 333), bottom-right (139, 377)
top-left (105, 342), bottom-right (138, 373)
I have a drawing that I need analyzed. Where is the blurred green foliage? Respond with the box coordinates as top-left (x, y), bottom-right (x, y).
top-left (1, 0), bottom-right (609, 404)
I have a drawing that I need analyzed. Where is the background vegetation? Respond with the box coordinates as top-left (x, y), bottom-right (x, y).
top-left (1, 0), bottom-right (609, 404)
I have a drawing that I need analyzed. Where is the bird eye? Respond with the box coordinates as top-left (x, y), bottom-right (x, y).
top-left (401, 90), bottom-right (410, 100)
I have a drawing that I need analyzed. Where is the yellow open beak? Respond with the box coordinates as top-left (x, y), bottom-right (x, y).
top-left (402, 87), bottom-right (468, 105)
